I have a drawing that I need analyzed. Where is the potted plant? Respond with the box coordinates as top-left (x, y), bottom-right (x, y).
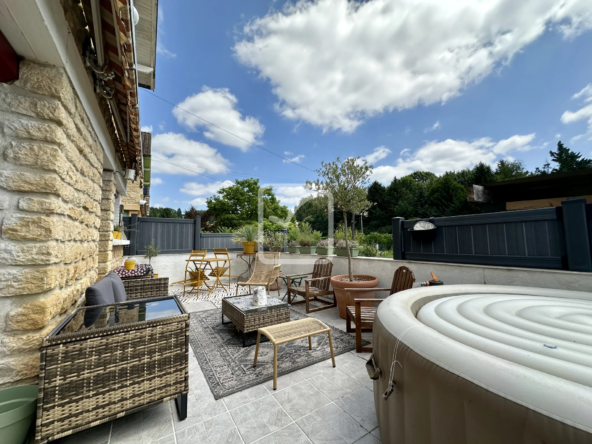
top-left (113, 225), bottom-right (123, 239)
top-left (316, 239), bottom-right (334, 256)
top-left (144, 239), bottom-right (160, 277)
top-left (264, 231), bottom-right (286, 290)
top-left (335, 239), bottom-right (359, 257)
top-left (232, 224), bottom-right (259, 254)
top-left (306, 157), bottom-right (378, 319)
top-left (0, 384), bottom-right (38, 444)
top-left (288, 241), bottom-right (300, 254)
top-left (297, 222), bottom-right (321, 254)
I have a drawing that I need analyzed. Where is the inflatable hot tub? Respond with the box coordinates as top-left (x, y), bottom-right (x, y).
top-left (372, 285), bottom-right (592, 444)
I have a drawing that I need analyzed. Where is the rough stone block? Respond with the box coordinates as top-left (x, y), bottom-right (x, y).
top-left (0, 353), bottom-right (40, 385)
top-left (0, 266), bottom-right (61, 297)
top-left (0, 241), bottom-right (63, 265)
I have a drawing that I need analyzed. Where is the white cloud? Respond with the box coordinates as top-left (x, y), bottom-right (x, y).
top-left (150, 133), bottom-right (230, 176)
top-left (174, 87), bottom-right (265, 151)
top-left (151, 177), bottom-right (163, 185)
top-left (141, 125), bottom-right (153, 133)
top-left (371, 134), bottom-right (536, 184)
top-left (561, 83), bottom-right (592, 141)
top-left (284, 151), bottom-right (293, 155)
top-left (158, 122), bottom-right (166, 131)
top-left (362, 146), bottom-right (391, 165)
top-left (162, 197), bottom-right (170, 203)
top-left (157, 41), bottom-right (176, 58)
top-left (188, 198), bottom-right (207, 208)
top-left (283, 154), bottom-right (304, 163)
top-left (424, 121), bottom-right (441, 133)
top-left (271, 184), bottom-right (311, 207)
top-left (235, 0), bottom-right (592, 132)
top-left (180, 180), bottom-right (234, 197)
top-left (404, 126), bottom-right (411, 135)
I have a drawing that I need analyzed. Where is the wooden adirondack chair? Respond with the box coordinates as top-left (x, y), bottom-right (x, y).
top-left (286, 257), bottom-right (336, 313)
top-left (345, 266), bottom-right (415, 352)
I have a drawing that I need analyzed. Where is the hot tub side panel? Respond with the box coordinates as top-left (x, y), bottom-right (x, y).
top-left (372, 317), bottom-right (591, 444)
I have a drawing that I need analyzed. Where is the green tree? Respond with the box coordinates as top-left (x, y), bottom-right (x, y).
top-left (427, 176), bottom-right (468, 217)
top-left (472, 162), bottom-right (496, 185)
top-left (149, 207), bottom-right (180, 218)
top-left (176, 208), bottom-right (183, 218)
top-left (206, 178), bottom-right (289, 229)
top-left (548, 141), bottom-right (592, 172)
top-left (295, 195), bottom-right (335, 236)
top-left (306, 157), bottom-right (373, 281)
top-left (495, 160), bottom-right (529, 181)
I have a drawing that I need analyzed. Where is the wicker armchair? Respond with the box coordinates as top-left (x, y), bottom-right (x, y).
top-left (345, 266), bottom-right (415, 352)
top-left (123, 277), bottom-right (170, 299)
top-left (286, 257), bottom-right (336, 313)
top-left (236, 252), bottom-right (281, 296)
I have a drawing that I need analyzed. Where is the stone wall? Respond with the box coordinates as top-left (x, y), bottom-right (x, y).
top-left (0, 61), bottom-right (104, 388)
top-left (98, 172), bottom-right (115, 275)
top-left (121, 178), bottom-right (142, 213)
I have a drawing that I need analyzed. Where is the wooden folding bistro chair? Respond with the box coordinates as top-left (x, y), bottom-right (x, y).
top-left (171, 250), bottom-right (209, 297)
top-left (208, 248), bottom-right (232, 292)
top-left (286, 257), bottom-right (335, 313)
top-left (236, 252), bottom-right (281, 296)
top-left (345, 266), bottom-right (415, 352)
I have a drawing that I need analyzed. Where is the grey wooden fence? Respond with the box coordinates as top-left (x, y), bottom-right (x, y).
top-left (392, 198), bottom-right (592, 272)
top-left (122, 215), bottom-right (242, 255)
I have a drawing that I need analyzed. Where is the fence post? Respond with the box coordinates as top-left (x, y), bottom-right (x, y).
top-left (194, 216), bottom-right (201, 250)
top-left (392, 217), bottom-right (405, 260)
top-left (129, 213), bottom-right (138, 256)
top-left (561, 199), bottom-right (592, 272)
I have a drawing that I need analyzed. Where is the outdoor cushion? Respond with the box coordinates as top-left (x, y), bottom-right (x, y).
top-left (84, 276), bottom-right (116, 327)
top-left (85, 276), bottom-right (116, 307)
top-left (107, 272), bottom-right (127, 302)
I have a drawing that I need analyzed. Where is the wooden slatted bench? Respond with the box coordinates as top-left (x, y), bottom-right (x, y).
top-left (253, 318), bottom-right (336, 390)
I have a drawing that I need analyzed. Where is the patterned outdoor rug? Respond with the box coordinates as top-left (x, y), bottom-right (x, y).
top-left (189, 308), bottom-right (361, 399)
top-left (172, 283), bottom-right (250, 308)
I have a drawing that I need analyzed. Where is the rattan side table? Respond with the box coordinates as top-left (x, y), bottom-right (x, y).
top-left (221, 295), bottom-right (290, 346)
top-left (35, 296), bottom-right (189, 444)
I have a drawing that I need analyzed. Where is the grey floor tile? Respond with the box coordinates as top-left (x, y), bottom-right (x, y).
top-left (354, 434), bottom-right (380, 444)
top-left (173, 391), bottom-right (227, 431)
top-left (110, 411), bottom-right (144, 444)
top-left (224, 384), bottom-right (270, 411)
top-left (55, 422), bottom-right (111, 444)
top-left (371, 428), bottom-right (381, 442)
top-left (308, 368), bottom-right (361, 401)
top-left (154, 434), bottom-right (177, 444)
top-left (297, 359), bottom-right (336, 380)
top-left (229, 395), bottom-right (292, 443)
top-left (335, 387), bottom-right (378, 431)
top-left (140, 402), bottom-right (175, 443)
top-left (263, 370), bottom-right (305, 392)
top-left (176, 411), bottom-right (242, 444)
top-left (296, 404), bottom-right (366, 444)
top-left (273, 380), bottom-right (331, 420)
top-left (253, 423), bottom-right (310, 444)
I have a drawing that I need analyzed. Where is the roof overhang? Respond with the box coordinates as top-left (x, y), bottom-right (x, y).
top-left (134, 0), bottom-right (158, 90)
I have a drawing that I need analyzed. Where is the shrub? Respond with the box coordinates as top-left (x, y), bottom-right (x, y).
top-left (317, 239), bottom-right (334, 248)
top-left (264, 232), bottom-right (286, 252)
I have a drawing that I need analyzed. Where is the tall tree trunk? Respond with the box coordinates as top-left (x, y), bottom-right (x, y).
top-left (343, 210), bottom-right (353, 281)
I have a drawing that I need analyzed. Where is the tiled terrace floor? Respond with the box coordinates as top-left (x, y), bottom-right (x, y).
top-left (56, 288), bottom-right (379, 444)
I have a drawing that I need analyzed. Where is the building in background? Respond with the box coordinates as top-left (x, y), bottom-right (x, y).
top-left (0, 0), bottom-right (158, 388)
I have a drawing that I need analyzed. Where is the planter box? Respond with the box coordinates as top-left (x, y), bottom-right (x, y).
top-left (299, 246), bottom-right (317, 254)
top-left (335, 247), bottom-right (359, 257)
top-left (317, 247), bottom-right (334, 256)
top-left (288, 246), bottom-right (300, 254)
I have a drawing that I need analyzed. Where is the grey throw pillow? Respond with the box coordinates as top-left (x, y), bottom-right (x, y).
top-left (84, 276), bottom-right (116, 327)
top-left (108, 272), bottom-right (128, 302)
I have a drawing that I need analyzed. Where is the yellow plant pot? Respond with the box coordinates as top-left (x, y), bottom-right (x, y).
top-left (124, 260), bottom-right (136, 270)
top-left (242, 241), bottom-right (256, 254)
top-left (153, 274), bottom-right (159, 279)
top-left (112, 231), bottom-right (121, 239)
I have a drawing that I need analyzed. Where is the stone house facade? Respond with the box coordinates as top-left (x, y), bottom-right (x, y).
top-left (0, 1), bottom-right (158, 388)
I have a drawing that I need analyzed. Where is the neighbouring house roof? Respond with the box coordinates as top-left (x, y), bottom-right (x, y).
top-left (134, 0), bottom-right (158, 90)
top-left (469, 169), bottom-right (592, 203)
top-left (141, 131), bottom-right (152, 155)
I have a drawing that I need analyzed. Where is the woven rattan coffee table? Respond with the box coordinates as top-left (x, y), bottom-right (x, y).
top-left (221, 294), bottom-right (290, 346)
top-left (253, 318), bottom-right (336, 390)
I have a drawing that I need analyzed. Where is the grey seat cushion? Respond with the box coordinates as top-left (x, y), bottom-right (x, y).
top-left (85, 276), bottom-right (115, 307)
top-left (108, 272), bottom-right (127, 302)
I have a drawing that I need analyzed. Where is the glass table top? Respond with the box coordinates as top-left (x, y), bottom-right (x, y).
top-left (223, 294), bottom-right (288, 314)
top-left (54, 297), bottom-right (184, 336)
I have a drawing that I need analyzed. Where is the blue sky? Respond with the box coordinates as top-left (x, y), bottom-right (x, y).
top-left (139, 0), bottom-right (592, 210)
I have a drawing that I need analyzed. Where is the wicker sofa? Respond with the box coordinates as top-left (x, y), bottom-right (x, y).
top-left (35, 275), bottom-right (188, 443)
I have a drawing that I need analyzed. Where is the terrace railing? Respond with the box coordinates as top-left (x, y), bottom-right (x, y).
top-left (392, 198), bottom-right (592, 272)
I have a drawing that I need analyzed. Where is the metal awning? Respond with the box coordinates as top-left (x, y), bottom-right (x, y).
top-left (134, 0), bottom-right (158, 90)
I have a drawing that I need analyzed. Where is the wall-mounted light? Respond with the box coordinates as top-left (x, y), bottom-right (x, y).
top-left (114, 168), bottom-right (136, 180)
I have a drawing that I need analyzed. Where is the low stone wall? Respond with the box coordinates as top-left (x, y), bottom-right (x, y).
top-left (0, 61), bottom-right (104, 387)
top-left (131, 252), bottom-right (592, 294)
